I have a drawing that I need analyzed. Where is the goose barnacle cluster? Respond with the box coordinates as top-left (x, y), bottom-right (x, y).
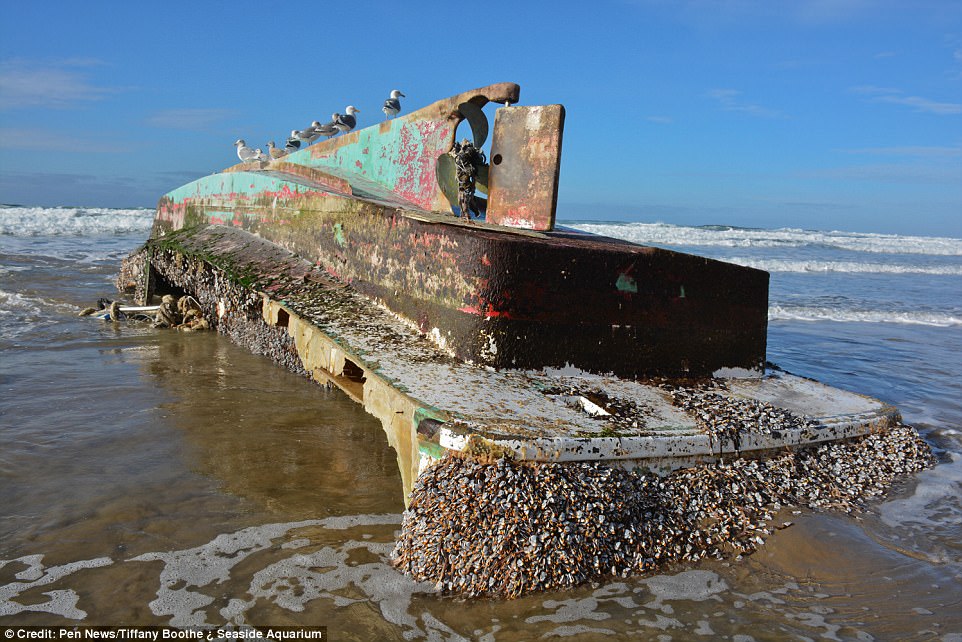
top-left (391, 424), bottom-right (933, 598)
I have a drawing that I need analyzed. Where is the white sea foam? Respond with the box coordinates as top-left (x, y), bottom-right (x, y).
top-left (0, 206), bottom-right (154, 237)
top-left (0, 289), bottom-right (43, 317)
top-left (0, 289), bottom-right (79, 319)
top-left (127, 515), bottom-right (431, 630)
top-left (725, 257), bottom-right (962, 275)
top-left (0, 553), bottom-right (113, 619)
top-left (641, 570), bottom-right (729, 604)
top-left (768, 305), bottom-right (962, 327)
top-left (567, 222), bottom-right (962, 256)
top-left (0, 290), bottom-right (81, 342)
top-left (879, 452), bottom-right (962, 530)
top-left (875, 452), bottom-right (962, 566)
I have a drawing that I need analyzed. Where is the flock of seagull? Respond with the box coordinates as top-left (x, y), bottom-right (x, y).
top-left (234, 89), bottom-right (406, 163)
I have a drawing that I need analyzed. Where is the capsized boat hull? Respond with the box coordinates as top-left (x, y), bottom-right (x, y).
top-left (150, 84), bottom-right (768, 378)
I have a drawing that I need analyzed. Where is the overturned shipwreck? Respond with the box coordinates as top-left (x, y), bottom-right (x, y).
top-left (123, 81), bottom-right (915, 490)
top-left (120, 83), bottom-right (932, 595)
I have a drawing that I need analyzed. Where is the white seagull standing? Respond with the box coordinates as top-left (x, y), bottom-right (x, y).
top-left (334, 106), bottom-right (359, 134)
top-left (252, 147), bottom-right (270, 162)
top-left (235, 139), bottom-right (256, 162)
top-left (382, 90), bottom-right (405, 119)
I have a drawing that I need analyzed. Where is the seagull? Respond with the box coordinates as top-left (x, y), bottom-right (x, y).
top-left (235, 139), bottom-right (256, 162)
top-left (284, 130), bottom-right (302, 154)
top-left (267, 141), bottom-right (286, 159)
top-left (334, 106), bottom-right (359, 134)
top-left (382, 90), bottom-right (405, 119)
top-left (313, 117), bottom-right (339, 139)
top-left (295, 121), bottom-right (322, 143)
top-left (252, 148), bottom-right (270, 162)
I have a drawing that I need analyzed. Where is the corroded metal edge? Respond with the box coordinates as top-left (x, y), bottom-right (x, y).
top-left (435, 402), bottom-right (900, 476)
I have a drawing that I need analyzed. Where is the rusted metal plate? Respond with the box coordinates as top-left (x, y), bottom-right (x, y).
top-left (486, 105), bottom-right (565, 231)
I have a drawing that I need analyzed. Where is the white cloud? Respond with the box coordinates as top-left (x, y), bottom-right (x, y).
top-left (0, 59), bottom-right (114, 109)
top-left (850, 85), bottom-right (962, 115)
top-left (790, 0), bottom-right (874, 24)
top-left (841, 144), bottom-right (962, 157)
top-left (0, 127), bottom-right (127, 153)
top-left (850, 85), bottom-right (900, 96)
top-left (706, 88), bottom-right (784, 118)
top-left (797, 163), bottom-right (962, 184)
top-left (622, 0), bottom-right (926, 26)
top-left (878, 94), bottom-right (962, 115)
top-left (145, 108), bottom-right (236, 130)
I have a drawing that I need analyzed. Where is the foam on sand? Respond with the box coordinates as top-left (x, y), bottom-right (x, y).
top-left (0, 554), bottom-right (114, 619)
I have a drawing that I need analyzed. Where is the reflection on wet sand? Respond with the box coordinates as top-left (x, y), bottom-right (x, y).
top-left (143, 331), bottom-right (405, 515)
top-left (3, 320), bottom-right (961, 639)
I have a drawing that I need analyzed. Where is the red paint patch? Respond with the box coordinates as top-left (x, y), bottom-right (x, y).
top-left (458, 302), bottom-right (513, 319)
top-left (355, 160), bottom-right (363, 169)
top-left (393, 121), bottom-right (452, 209)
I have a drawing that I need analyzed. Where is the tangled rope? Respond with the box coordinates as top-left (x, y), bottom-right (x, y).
top-left (452, 138), bottom-right (486, 221)
top-left (80, 294), bottom-right (209, 332)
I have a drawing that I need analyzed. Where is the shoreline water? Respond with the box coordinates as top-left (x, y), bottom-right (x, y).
top-left (1, 206), bottom-right (960, 638)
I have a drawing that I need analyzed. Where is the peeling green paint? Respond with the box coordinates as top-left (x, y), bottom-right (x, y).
top-left (616, 273), bottom-right (638, 293)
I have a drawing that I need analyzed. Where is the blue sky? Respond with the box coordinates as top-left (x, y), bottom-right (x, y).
top-left (0, 0), bottom-right (960, 236)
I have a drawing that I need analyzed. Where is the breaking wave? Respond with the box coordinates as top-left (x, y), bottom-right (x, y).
top-left (566, 222), bottom-right (962, 256)
top-left (0, 206), bottom-right (154, 237)
top-left (726, 258), bottom-right (962, 275)
top-left (769, 305), bottom-right (962, 327)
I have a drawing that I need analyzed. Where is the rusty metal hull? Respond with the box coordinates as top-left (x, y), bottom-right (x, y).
top-left (150, 83), bottom-right (768, 377)
top-left (153, 179), bottom-right (768, 377)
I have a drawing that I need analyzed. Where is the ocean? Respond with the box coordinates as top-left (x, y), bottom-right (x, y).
top-left (1, 206), bottom-right (960, 640)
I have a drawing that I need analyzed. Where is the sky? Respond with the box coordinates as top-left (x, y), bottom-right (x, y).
top-left (0, 0), bottom-right (960, 236)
